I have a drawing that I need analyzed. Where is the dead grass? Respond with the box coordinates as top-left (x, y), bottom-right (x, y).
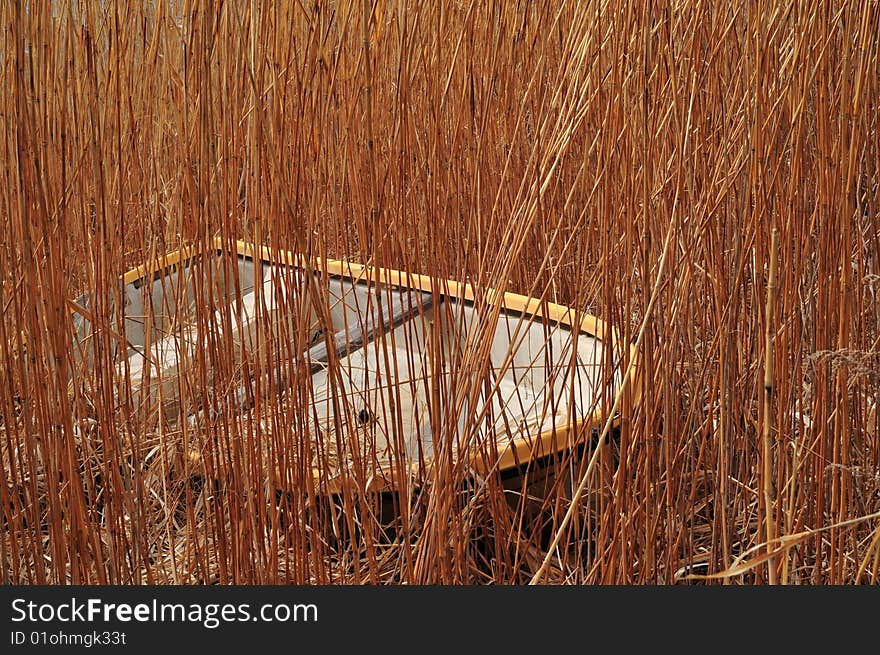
top-left (1, 0), bottom-right (879, 584)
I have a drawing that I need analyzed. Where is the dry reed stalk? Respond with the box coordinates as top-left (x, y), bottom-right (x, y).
top-left (762, 228), bottom-right (779, 585)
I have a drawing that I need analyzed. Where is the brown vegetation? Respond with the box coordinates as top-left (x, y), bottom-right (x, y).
top-left (1, 0), bottom-right (879, 584)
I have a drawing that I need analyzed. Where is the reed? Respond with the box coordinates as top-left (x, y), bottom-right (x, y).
top-left (1, 0), bottom-right (878, 584)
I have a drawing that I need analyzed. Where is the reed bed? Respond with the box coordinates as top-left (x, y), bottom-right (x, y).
top-left (1, 0), bottom-right (879, 584)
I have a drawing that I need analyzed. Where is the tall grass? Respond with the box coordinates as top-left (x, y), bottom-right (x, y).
top-left (1, 0), bottom-right (879, 584)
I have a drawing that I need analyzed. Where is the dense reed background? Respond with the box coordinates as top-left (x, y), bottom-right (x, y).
top-left (1, 0), bottom-right (879, 584)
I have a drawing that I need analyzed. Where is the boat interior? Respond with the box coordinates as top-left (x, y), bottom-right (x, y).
top-left (71, 249), bottom-right (613, 468)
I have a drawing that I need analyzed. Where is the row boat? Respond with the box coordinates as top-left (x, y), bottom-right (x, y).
top-left (71, 239), bottom-right (634, 494)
